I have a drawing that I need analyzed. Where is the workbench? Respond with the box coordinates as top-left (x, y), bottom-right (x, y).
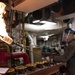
top-left (27, 63), bottom-right (65, 75)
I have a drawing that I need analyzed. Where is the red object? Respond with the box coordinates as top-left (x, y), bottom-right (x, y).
top-left (0, 48), bottom-right (29, 66)
top-left (6, 53), bottom-right (30, 65)
top-left (57, 8), bottom-right (63, 14)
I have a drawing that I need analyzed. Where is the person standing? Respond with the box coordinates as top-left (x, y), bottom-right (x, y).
top-left (53, 28), bottom-right (75, 75)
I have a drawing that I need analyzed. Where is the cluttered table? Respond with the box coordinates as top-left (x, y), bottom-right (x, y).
top-left (27, 63), bottom-right (66, 75)
top-left (0, 63), bottom-right (66, 75)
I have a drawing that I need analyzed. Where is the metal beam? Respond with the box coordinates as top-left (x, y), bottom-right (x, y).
top-left (56, 13), bottom-right (75, 20)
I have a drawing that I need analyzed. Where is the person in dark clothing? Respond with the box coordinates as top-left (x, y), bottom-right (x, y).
top-left (53, 28), bottom-right (75, 75)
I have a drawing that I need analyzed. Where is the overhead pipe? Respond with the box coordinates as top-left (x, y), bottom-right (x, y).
top-left (24, 22), bottom-right (66, 32)
top-left (26, 32), bottom-right (36, 46)
top-left (26, 32), bottom-right (36, 63)
top-left (14, 20), bottom-right (67, 34)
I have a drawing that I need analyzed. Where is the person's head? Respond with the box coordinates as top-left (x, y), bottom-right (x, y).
top-left (62, 28), bottom-right (75, 43)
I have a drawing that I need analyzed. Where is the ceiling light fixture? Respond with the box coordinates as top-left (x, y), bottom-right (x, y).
top-left (32, 20), bottom-right (56, 24)
top-left (32, 20), bottom-right (40, 23)
top-left (40, 20), bottom-right (56, 24)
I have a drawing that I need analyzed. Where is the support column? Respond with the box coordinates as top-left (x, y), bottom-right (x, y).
top-left (22, 12), bottom-right (26, 52)
top-left (26, 32), bottom-right (34, 63)
top-left (33, 35), bottom-right (37, 47)
top-left (30, 45), bottom-right (34, 64)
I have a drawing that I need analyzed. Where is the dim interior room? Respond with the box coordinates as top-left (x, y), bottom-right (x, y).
top-left (0, 0), bottom-right (75, 75)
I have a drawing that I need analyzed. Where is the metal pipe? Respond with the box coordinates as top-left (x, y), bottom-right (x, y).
top-left (0, 52), bottom-right (29, 65)
top-left (22, 12), bottom-right (26, 52)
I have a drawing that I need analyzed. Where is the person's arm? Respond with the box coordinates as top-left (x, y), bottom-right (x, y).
top-left (54, 41), bottom-right (75, 62)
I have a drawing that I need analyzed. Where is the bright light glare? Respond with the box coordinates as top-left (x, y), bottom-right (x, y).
top-left (32, 20), bottom-right (40, 23)
top-left (0, 2), bottom-right (6, 14)
top-left (39, 34), bottom-right (54, 41)
top-left (0, 2), bottom-right (13, 44)
top-left (32, 20), bottom-right (56, 24)
top-left (0, 15), bottom-right (8, 36)
top-left (40, 20), bottom-right (56, 24)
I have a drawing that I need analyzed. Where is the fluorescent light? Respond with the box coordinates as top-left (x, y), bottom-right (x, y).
top-left (40, 20), bottom-right (56, 24)
top-left (32, 20), bottom-right (40, 23)
top-left (32, 20), bottom-right (56, 24)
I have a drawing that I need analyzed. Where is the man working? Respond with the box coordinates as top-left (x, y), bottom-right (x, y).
top-left (53, 27), bottom-right (75, 75)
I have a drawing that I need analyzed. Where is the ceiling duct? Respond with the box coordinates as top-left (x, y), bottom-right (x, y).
top-left (32, 9), bottom-right (42, 20)
top-left (32, 7), bottom-right (51, 20)
top-left (24, 7), bottom-right (51, 24)
top-left (51, 0), bottom-right (75, 15)
top-left (52, 1), bottom-right (63, 14)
